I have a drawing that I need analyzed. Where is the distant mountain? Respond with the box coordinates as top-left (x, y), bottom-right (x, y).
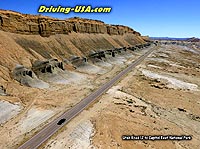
top-left (187, 37), bottom-right (200, 42)
top-left (150, 37), bottom-right (190, 41)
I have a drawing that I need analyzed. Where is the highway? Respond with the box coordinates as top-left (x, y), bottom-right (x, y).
top-left (18, 46), bottom-right (156, 149)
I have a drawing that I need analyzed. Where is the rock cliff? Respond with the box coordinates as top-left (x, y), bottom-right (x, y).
top-left (0, 10), bottom-right (140, 37)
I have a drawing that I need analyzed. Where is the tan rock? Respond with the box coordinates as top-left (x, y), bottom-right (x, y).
top-left (0, 10), bottom-right (141, 37)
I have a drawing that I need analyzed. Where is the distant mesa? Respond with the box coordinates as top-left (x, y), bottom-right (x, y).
top-left (150, 37), bottom-right (200, 41)
top-left (187, 37), bottom-right (200, 42)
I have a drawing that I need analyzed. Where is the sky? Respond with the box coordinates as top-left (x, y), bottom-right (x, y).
top-left (0, 0), bottom-right (199, 38)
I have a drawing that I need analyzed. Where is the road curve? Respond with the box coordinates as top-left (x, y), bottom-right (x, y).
top-left (18, 46), bottom-right (156, 149)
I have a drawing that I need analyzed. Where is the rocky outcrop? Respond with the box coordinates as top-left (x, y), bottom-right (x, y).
top-left (31, 59), bottom-right (77, 85)
top-left (88, 48), bottom-right (128, 60)
top-left (69, 56), bottom-right (87, 67)
top-left (13, 65), bottom-right (34, 81)
top-left (32, 59), bottom-right (64, 74)
top-left (10, 40), bottom-right (152, 88)
top-left (0, 85), bottom-right (6, 96)
top-left (0, 10), bottom-right (140, 37)
top-left (13, 65), bottom-right (49, 88)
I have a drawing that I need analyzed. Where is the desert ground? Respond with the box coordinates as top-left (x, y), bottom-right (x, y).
top-left (0, 40), bottom-right (200, 149)
top-left (0, 38), bottom-right (150, 148)
top-left (41, 44), bottom-right (200, 149)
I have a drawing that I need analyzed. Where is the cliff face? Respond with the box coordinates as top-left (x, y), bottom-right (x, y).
top-left (0, 10), bottom-right (140, 37)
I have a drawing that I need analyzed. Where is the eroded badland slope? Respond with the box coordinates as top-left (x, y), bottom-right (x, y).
top-left (0, 10), bottom-right (145, 69)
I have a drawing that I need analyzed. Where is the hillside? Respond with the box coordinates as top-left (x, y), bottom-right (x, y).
top-left (0, 10), bottom-right (146, 85)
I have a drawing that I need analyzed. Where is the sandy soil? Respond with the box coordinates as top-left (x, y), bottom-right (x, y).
top-left (43, 120), bottom-right (94, 149)
top-left (0, 100), bottom-right (22, 124)
top-left (42, 44), bottom-right (200, 149)
top-left (20, 108), bottom-right (55, 133)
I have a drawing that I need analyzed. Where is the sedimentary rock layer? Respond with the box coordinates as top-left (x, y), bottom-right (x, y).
top-left (0, 10), bottom-right (140, 37)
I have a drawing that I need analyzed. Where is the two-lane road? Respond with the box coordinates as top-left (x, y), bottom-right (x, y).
top-left (18, 46), bottom-right (156, 149)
